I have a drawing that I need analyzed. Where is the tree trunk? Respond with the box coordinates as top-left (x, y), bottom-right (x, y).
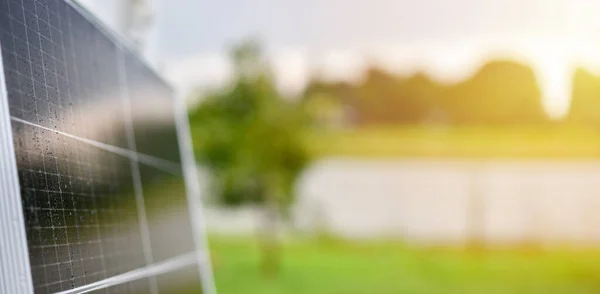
top-left (467, 166), bottom-right (485, 253)
top-left (258, 199), bottom-right (281, 277)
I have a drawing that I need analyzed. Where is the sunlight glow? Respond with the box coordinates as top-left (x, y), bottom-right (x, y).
top-left (526, 38), bottom-right (600, 119)
top-left (170, 39), bottom-right (600, 119)
top-left (530, 45), bottom-right (574, 119)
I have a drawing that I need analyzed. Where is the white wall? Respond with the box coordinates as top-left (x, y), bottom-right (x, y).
top-left (291, 159), bottom-right (600, 245)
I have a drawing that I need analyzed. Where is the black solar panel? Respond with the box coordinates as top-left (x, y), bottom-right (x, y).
top-left (0, 1), bottom-right (214, 293)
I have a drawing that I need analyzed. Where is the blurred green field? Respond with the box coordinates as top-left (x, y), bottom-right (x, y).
top-left (306, 126), bottom-right (600, 159)
top-left (209, 236), bottom-right (600, 294)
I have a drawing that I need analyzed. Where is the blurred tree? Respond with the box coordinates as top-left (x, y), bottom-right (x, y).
top-left (303, 68), bottom-right (446, 126)
top-left (304, 60), bottom-right (548, 127)
top-left (355, 68), bottom-right (445, 125)
top-left (444, 60), bottom-right (548, 125)
top-left (189, 40), bottom-right (310, 276)
top-left (568, 68), bottom-right (600, 126)
top-left (303, 79), bottom-right (357, 127)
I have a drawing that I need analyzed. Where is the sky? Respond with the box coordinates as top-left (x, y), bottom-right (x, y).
top-left (155, 0), bottom-right (600, 117)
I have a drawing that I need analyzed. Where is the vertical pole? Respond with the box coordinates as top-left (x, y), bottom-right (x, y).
top-left (467, 163), bottom-right (485, 251)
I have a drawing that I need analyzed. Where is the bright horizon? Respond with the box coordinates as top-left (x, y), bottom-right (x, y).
top-left (157, 0), bottom-right (600, 118)
top-left (166, 36), bottom-right (600, 119)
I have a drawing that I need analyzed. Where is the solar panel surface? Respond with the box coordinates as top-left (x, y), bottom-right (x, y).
top-left (0, 1), bottom-right (213, 293)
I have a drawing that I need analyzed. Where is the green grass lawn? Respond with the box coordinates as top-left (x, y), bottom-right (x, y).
top-left (209, 236), bottom-right (600, 294)
top-left (306, 125), bottom-right (600, 159)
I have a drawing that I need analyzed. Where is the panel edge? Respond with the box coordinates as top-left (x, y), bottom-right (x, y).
top-left (63, 0), bottom-right (175, 92)
top-left (173, 90), bottom-right (218, 294)
top-left (0, 44), bottom-right (34, 293)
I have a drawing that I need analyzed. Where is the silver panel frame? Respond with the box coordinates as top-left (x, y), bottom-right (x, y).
top-left (0, 45), bottom-right (35, 294)
top-left (174, 90), bottom-right (218, 294)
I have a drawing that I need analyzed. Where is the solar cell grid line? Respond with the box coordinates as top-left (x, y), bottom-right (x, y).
top-left (32, 128), bottom-right (73, 292)
top-left (50, 16), bottom-right (87, 287)
top-left (12, 124), bottom-right (153, 292)
top-left (3, 0), bottom-right (127, 149)
top-left (4, 1), bottom-right (118, 291)
top-left (13, 125), bottom-right (112, 292)
top-left (40, 68), bottom-right (80, 291)
top-left (11, 116), bottom-right (182, 174)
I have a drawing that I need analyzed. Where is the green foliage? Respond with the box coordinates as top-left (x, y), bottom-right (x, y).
top-left (446, 60), bottom-right (547, 125)
top-left (190, 41), bottom-right (310, 209)
top-left (568, 68), bottom-right (600, 126)
top-left (355, 69), bottom-right (443, 124)
top-left (304, 60), bottom-right (549, 126)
